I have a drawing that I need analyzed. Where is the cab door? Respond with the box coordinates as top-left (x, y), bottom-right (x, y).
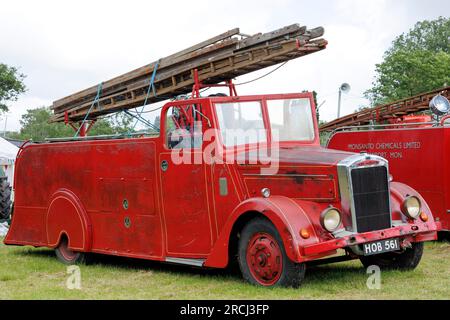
top-left (159, 102), bottom-right (213, 257)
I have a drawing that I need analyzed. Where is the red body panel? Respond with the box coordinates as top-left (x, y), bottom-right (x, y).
top-left (6, 139), bottom-right (164, 259)
top-left (328, 126), bottom-right (450, 231)
top-left (4, 93), bottom-right (438, 268)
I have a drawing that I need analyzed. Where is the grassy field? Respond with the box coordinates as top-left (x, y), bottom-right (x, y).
top-left (0, 239), bottom-right (449, 300)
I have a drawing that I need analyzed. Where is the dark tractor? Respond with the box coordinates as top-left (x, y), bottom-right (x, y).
top-left (0, 167), bottom-right (12, 221)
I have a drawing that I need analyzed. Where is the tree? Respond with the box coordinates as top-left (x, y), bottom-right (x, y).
top-left (107, 112), bottom-right (135, 134)
top-left (365, 17), bottom-right (450, 105)
top-left (0, 63), bottom-right (26, 112)
top-left (8, 107), bottom-right (135, 142)
top-left (153, 116), bottom-right (160, 130)
top-left (9, 107), bottom-right (73, 141)
top-left (302, 90), bottom-right (319, 121)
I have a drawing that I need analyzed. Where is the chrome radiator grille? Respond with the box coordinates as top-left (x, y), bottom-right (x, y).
top-left (337, 154), bottom-right (392, 234)
top-left (350, 166), bottom-right (391, 233)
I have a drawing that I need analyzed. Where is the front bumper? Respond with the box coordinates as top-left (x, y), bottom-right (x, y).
top-left (301, 221), bottom-right (439, 260)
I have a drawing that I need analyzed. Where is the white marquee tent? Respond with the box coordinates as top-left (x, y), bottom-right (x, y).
top-left (0, 137), bottom-right (19, 187)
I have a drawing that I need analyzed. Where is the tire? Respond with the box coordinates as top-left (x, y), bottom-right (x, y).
top-left (359, 242), bottom-right (424, 270)
top-left (437, 231), bottom-right (450, 242)
top-left (237, 217), bottom-right (305, 287)
top-left (55, 236), bottom-right (89, 265)
top-left (0, 178), bottom-right (12, 220)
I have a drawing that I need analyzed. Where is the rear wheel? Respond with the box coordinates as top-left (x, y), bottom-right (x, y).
top-left (55, 236), bottom-right (88, 265)
top-left (237, 217), bottom-right (305, 287)
top-left (359, 242), bottom-right (424, 270)
top-left (0, 178), bottom-right (12, 220)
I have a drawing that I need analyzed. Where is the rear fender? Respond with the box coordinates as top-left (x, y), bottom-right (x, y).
top-left (204, 195), bottom-right (324, 268)
top-left (46, 189), bottom-right (92, 251)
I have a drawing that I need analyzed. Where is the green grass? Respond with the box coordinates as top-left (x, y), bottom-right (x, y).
top-left (0, 239), bottom-right (449, 299)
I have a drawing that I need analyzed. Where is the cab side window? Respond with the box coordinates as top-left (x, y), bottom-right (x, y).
top-left (165, 105), bottom-right (203, 149)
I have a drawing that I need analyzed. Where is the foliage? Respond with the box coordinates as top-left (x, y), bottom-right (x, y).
top-left (7, 108), bottom-right (72, 141)
top-left (365, 17), bottom-right (450, 105)
top-left (302, 90), bottom-right (319, 122)
top-left (108, 112), bottom-right (135, 134)
top-left (0, 63), bottom-right (26, 112)
top-left (389, 17), bottom-right (450, 53)
top-left (318, 119), bottom-right (329, 146)
top-left (7, 107), bottom-right (136, 142)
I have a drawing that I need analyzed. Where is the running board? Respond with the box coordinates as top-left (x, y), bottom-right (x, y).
top-left (306, 254), bottom-right (356, 267)
top-left (165, 257), bottom-right (205, 267)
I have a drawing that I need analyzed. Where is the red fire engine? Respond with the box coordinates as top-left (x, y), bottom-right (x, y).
top-left (5, 89), bottom-right (440, 287)
top-left (326, 87), bottom-right (450, 233)
top-left (3, 25), bottom-right (440, 287)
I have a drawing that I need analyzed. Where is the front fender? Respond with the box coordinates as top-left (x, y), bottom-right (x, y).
top-left (389, 181), bottom-right (438, 229)
top-left (204, 195), bottom-right (325, 268)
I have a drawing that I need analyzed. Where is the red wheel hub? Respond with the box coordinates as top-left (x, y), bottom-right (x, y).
top-left (59, 239), bottom-right (77, 261)
top-left (246, 232), bottom-right (283, 286)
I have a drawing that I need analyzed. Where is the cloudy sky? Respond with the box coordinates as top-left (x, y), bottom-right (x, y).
top-left (0, 0), bottom-right (448, 131)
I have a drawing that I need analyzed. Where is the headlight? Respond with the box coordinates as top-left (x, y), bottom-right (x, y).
top-left (320, 208), bottom-right (342, 232)
top-left (401, 196), bottom-right (421, 219)
top-left (429, 94), bottom-right (450, 116)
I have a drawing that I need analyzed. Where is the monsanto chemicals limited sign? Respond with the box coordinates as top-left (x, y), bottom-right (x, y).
top-left (346, 141), bottom-right (421, 159)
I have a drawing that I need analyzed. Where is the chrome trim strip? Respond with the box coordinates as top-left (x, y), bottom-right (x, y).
top-left (337, 155), bottom-right (357, 231)
top-left (165, 257), bottom-right (205, 267)
top-left (332, 228), bottom-right (355, 238)
top-left (242, 173), bottom-right (328, 178)
top-left (391, 220), bottom-right (408, 227)
top-left (45, 131), bottom-right (159, 142)
top-left (332, 121), bottom-right (439, 133)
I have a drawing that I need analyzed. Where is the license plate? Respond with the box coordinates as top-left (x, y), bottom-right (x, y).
top-left (363, 238), bottom-right (400, 256)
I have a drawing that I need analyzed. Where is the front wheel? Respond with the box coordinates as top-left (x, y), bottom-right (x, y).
top-left (55, 237), bottom-right (89, 265)
top-left (237, 217), bottom-right (305, 287)
top-left (359, 242), bottom-right (424, 270)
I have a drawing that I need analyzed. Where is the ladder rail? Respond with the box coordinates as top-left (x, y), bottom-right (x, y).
top-left (320, 86), bottom-right (450, 132)
top-left (50, 24), bottom-right (326, 123)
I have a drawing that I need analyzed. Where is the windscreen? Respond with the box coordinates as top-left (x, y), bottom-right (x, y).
top-left (215, 98), bottom-right (315, 147)
top-left (215, 101), bottom-right (267, 147)
top-left (267, 98), bottom-right (315, 142)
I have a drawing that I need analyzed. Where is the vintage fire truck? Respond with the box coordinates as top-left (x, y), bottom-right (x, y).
top-left (326, 87), bottom-right (450, 234)
top-left (3, 24), bottom-right (440, 287)
top-left (4, 90), bottom-right (439, 287)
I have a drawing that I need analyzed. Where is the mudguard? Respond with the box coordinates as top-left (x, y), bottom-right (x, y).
top-left (204, 195), bottom-right (326, 268)
top-left (389, 181), bottom-right (438, 232)
top-left (45, 189), bottom-right (93, 251)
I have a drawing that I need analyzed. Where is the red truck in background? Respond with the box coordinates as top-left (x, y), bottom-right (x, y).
top-left (327, 88), bottom-right (450, 234)
top-left (5, 91), bottom-right (439, 287)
